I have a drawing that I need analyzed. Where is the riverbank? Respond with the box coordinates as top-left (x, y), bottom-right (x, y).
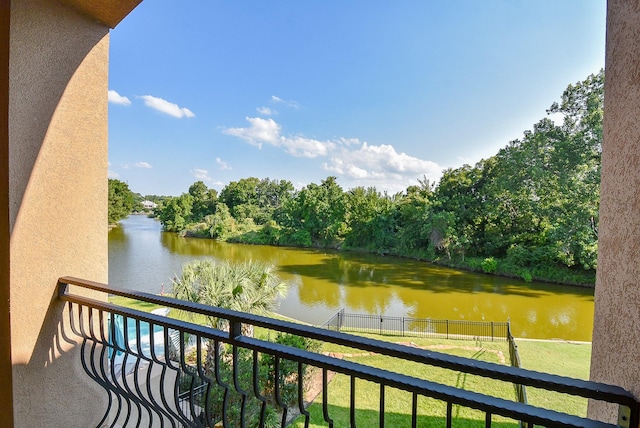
top-left (178, 220), bottom-right (596, 288)
top-left (111, 215), bottom-right (595, 341)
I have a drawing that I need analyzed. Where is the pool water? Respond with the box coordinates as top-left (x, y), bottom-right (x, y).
top-left (109, 313), bottom-right (167, 358)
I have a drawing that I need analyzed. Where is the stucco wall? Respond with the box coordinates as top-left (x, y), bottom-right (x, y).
top-left (8, 0), bottom-right (110, 425)
top-left (0, 2), bottom-right (12, 426)
top-left (589, 0), bottom-right (640, 422)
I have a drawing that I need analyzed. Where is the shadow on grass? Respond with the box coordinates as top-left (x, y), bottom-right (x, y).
top-left (292, 403), bottom-right (520, 428)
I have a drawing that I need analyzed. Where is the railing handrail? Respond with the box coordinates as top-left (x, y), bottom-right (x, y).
top-left (58, 276), bottom-right (640, 421)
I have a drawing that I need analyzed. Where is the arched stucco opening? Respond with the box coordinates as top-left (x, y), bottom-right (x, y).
top-left (1, 1), bottom-right (141, 426)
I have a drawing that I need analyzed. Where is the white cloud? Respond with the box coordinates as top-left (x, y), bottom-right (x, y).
top-left (216, 157), bottom-right (231, 170)
top-left (108, 90), bottom-right (131, 106)
top-left (134, 161), bottom-right (152, 169)
top-left (271, 95), bottom-right (300, 109)
top-left (108, 170), bottom-right (120, 178)
top-left (140, 95), bottom-right (195, 118)
top-left (338, 137), bottom-right (361, 147)
top-left (280, 135), bottom-right (335, 158)
top-left (223, 116), bottom-right (442, 192)
top-left (322, 142), bottom-right (442, 192)
top-left (224, 117), bottom-right (281, 148)
top-left (257, 106), bottom-right (275, 116)
top-left (224, 117), bottom-right (334, 158)
top-left (192, 168), bottom-right (213, 182)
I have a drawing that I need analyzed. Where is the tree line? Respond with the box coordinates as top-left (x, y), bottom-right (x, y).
top-left (108, 179), bottom-right (171, 224)
top-left (114, 70), bottom-right (603, 286)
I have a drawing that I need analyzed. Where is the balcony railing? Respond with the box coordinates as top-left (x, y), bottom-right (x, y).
top-left (58, 276), bottom-right (640, 428)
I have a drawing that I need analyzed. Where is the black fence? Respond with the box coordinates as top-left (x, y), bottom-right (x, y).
top-left (322, 309), bottom-right (509, 342)
top-left (59, 276), bottom-right (640, 428)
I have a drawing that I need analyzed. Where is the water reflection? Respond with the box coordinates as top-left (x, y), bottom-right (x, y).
top-left (109, 216), bottom-right (594, 341)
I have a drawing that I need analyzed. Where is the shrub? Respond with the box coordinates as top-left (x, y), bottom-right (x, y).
top-left (481, 257), bottom-right (498, 274)
top-left (283, 229), bottom-right (312, 247)
top-left (519, 269), bottom-right (533, 283)
top-left (260, 333), bottom-right (321, 409)
top-left (506, 245), bottom-right (531, 267)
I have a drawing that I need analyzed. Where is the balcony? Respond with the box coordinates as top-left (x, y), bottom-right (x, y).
top-left (58, 276), bottom-right (639, 428)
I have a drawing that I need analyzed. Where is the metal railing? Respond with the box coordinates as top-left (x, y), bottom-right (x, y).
top-left (58, 276), bottom-right (640, 428)
top-left (322, 309), bottom-right (509, 341)
top-left (507, 323), bottom-right (528, 407)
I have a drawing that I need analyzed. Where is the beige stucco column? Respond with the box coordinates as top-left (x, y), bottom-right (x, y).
top-left (589, 0), bottom-right (640, 422)
top-left (0, 1), bottom-right (12, 426)
top-left (0, 0), bottom-right (140, 426)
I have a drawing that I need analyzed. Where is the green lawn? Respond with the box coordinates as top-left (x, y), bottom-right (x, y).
top-left (107, 296), bottom-right (592, 424)
top-left (516, 340), bottom-right (592, 417)
top-left (108, 295), bottom-right (164, 312)
top-left (293, 337), bottom-right (519, 428)
top-left (290, 335), bottom-right (593, 427)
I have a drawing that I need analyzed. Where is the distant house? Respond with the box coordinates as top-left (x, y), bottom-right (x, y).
top-left (141, 200), bottom-right (158, 210)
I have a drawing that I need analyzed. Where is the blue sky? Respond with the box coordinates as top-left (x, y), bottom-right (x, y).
top-left (107, 1), bottom-right (605, 197)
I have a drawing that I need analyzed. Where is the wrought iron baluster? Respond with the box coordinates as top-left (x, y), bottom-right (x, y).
top-left (411, 392), bottom-right (417, 428)
top-left (251, 349), bottom-right (268, 427)
top-left (231, 344), bottom-right (249, 428)
top-left (350, 376), bottom-right (356, 427)
top-left (162, 327), bottom-right (192, 426)
top-left (322, 368), bottom-right (334, 428)
top-left (146, 321), bottom-right (177, 428)
top-left (131, 319), bottom-right (156, 425)
top-left (213, 339), bottom-right (231, 428)
top-left (273, 356), bottom-right (288, 427)
top-left (297, 361), bottom-right (310, 428)
top-left (192, 335), bottom-right (213, 428)
top-left (120, 316), bottom-right (142, 428)
top-left (379, 384), bottom-right (385, 428)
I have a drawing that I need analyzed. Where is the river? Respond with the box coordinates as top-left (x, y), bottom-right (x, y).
top-left (108, 215), bottom-right (594, 341)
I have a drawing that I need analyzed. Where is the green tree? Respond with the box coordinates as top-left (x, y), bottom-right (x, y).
top-left (276, 176), bottom-right (347, 247)
top-left (255, 178), bottom-right (294, 223)
top-left (188, 180), bottom-right (217, 222)
top-left (220, 177), bottom-right (294, 224)
top-left (108, 179), bottom-right (135, 224)
top-left (157, 193), bottom-right (193, 232)
top-left (219, 177), bottom-right (261, 221)
top-left (343, 186), bottom-right (397, 251)
top-left (172, 258), bottom-right (287, 358)
top-left (393, 178), bottom-right (434, 254)
top-left (207, 203), bottom-right (236, 239)
top-left (172, 258), bottom-right (289, 427)
top-left (430, 70), bottom-right (604, 274)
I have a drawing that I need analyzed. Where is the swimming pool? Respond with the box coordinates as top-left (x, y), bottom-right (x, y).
top-left (108, 311), bottom-right (168, 359)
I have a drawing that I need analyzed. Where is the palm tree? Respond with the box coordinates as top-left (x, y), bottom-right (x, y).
top-left (171, 258), bottom-right (288, 367)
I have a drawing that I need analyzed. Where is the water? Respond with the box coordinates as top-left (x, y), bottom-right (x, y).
top-left (109, 215), bottom-right (595, 341)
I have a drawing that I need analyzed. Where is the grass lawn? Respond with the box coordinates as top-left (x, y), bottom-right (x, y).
top-left (107, 296), bottom-right (592, 424)
top-left (292, 335), bottom-right (593, 427)
top-left (293, 336), bottom-right (520, 428)
top-left (516, 339), bottom-right (592, 417)
top-left (108, 295), bottom-right (164, 312)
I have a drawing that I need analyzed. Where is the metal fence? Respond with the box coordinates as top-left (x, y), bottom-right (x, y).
top-left (322, 309), bottom-right (509, 341)
top-left (323, 309), bottom-right (530, 422)
top-left (59, 276), bottom-right (640, 428)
